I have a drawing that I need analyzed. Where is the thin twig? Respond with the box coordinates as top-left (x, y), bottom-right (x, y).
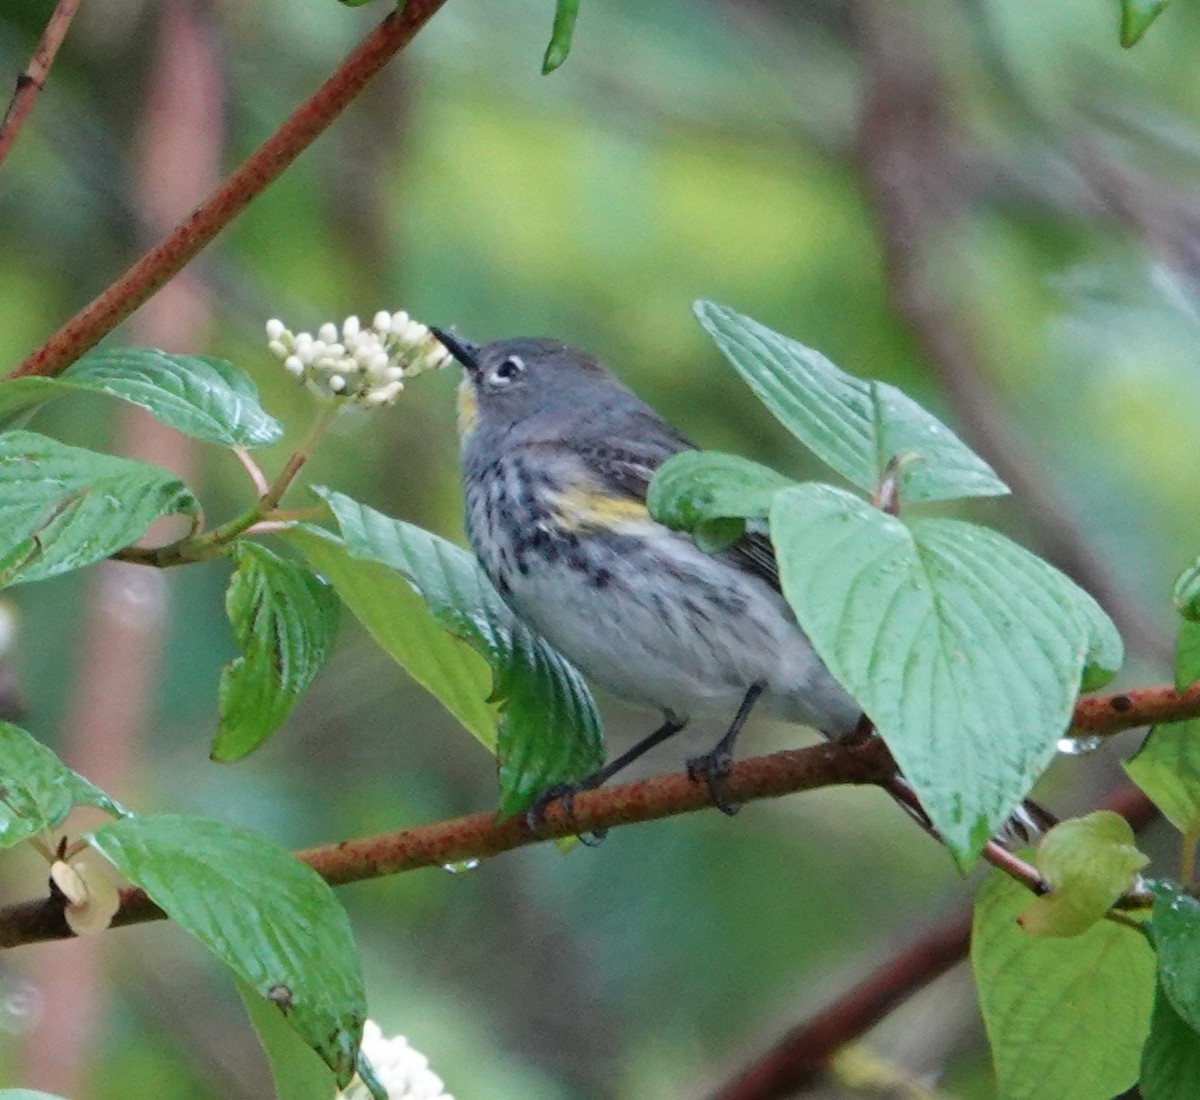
top-left (7, 0), bottom-right (449, 380)
top-left (231, 447), bottom-right (270, 497)
top-left (0, 0), bottom-right (83, 171)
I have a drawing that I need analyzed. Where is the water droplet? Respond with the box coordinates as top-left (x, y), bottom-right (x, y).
top-left (0, 978), bottom-right (43, 1035)
top-left (1057, 735), bottom-right (1103, 756)
top-left (441, 859), bottom-right (480, 874)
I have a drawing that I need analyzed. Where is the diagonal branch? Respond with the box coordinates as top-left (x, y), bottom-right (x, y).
top-left (0, 0), bottom-right (83, 171)
top-left (7, 0), bottom-right (450, 381)
top-left (0, 680), bottom-right (1190, 951)
top-left (706, 767), bottom-right (1161, 1100)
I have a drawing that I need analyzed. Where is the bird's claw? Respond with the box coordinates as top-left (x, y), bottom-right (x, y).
top-left (524, 783), bottom-right (608, 844)
top-left (686, 751), bottom-right (740, 816)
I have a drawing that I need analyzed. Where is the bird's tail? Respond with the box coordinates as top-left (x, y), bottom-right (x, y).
top-left (883, 774), bottom-right (1056, 851)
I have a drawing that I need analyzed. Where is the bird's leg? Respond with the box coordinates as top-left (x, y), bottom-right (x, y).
top-left (526, 711), bottom-right (689, 832)
top-left (686, 682), bottom-right (765, 816)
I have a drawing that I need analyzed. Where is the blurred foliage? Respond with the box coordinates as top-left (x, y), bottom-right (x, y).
top-left (2, 0), bottom-right (1200, 1097)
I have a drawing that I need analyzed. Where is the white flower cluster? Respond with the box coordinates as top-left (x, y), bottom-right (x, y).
top-left (337, 1021), bottom-right (453, 1100)
top-left (266, 311), bottom-right (452, 407)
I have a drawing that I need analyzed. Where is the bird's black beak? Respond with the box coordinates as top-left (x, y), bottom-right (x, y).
top-left (431, 328), bottom-right (481, 375)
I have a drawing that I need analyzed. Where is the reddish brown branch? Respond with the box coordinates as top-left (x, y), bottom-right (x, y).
top-left (0, 0), bottom-right (82, 171)
top-left (0, 681), bottom-right (1189, 951)
top-left (7, 0), bottom-right (448, 381)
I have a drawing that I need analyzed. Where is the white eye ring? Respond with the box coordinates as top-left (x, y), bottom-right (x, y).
top-left (488, 355), bottom-right (525, 386)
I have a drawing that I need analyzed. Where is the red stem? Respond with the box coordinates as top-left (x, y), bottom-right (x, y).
top-left (7, 0), bottom-right (449, 380)
top-left (0, 0), bottom-right (83, 171)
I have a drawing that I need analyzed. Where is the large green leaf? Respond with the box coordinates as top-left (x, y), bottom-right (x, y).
top-left (0, 350), bottom-right (281, 448)
top-left (1142, 983), bottom-right (1200, 1100)
top-left (0, 430), bottom-right (199, 588)
top-left (973, 872), bottom-right (1155, 1100)
top-left (1019, 812), bottom-right (1148, 937)
top-left (694, 300), bottom-right (1008, 504)
top-left (770, 483), bottom-right (1118, 863)
top-left (1149, 880), bottom-right (1200, 1038)
top-left (0, 722), bottom-right (126, 847)
top-left (1124, 720), bottom-right (1200, 839)
top-left (236, 976), bottom-right (338, 1100)
top-left (213, 543), bottom-right (340, 762)
top-left (287, 527), bottom-right (497, 748)
top-left (89, 815), bottom-right (365, 1086)
top-left (304, 489), bottom-right (605, 815)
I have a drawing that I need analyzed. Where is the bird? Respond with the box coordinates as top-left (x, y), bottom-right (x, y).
top-left (431, 328), bottom-right (1052, 844)
top-left (431, 329), bottom-right (865, 812)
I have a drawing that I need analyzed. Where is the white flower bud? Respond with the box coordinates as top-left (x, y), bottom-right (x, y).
top-left (284, 356), bottom-right (306, 377)
top-left (50, 848), bottom-right (120, 937)
top-left (384, 366), bottom-right (405, 382)
top-left (268, 340), bottom-right (288, 359)
top-left (265, 318), bottom-right (285, 341)
top-left (390, 311), bottom-right (410, 334)
top-left (328, 374), bottom-right (348, 393)
top-left (373, 310), bottom-right (392, 333)
top-left (342, 315), bottom-right (360, 339)
top-left (318, 322), bottom-right (338, 344)
top-left (365, 380), bottom-right (403, 405)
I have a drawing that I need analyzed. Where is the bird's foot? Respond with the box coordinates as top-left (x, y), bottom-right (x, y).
top-left (686, 750), bottom-right (740, 816)
top-left (524, 783), bottom-right (608, 844)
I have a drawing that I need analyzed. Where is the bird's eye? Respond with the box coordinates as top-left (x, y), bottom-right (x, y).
top-left (489, 355), bottom-right (525, 386)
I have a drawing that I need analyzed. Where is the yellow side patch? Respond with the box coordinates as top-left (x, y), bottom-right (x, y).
top-left (456, 378), bottom-right (478, 437)
top-left (551, 485), bottom-right (651, 532)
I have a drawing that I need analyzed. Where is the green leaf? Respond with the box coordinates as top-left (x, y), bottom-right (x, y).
top-left (1150, 880), bottom-right (1200, 1037)
top-left (1124, 721), bottom-right (1200, 838)
top-left (88, 814), bottom-right (365, 1086)
top-left (286, 527), bottom-right (498, 749)
top-left (236, 975), bottom-right (337, 1100)
top-left (542, 0), bottom-right (581, 73)
top-left (304, 490), bottom-right (604, 815)
top-left (771, 483), bottom-right (1112, 864)
top-left (1174, 557), bottom-right (1200, 622)
top-left (0, 350), bottom-right (281, 448)
top-left (213, 544), bottom-right (340, 762)
top-left (694, 300), bottom-right (1008, 504)
top-left (973, 871), bottom-right (1155, 1100)
top-left (1142, 982), bottom-right (1200, 1100)
top-left (0, 721), bottom-right (126, 847)
top-left (647, 451), bottom-right (795, 531)
top-left (0, 430), bottom-right (199, 588)
top-left (1019, 812), bottom-right (1148, 937)
top-left (1176, 620), bottom-right (1200, 691)
top-left (0, 1092), bottom-right (73, 1099)
top-left (1121, 0), bottom-right (1169, 47)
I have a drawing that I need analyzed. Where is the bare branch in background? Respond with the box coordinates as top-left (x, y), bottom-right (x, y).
top-left (0, 0), bottom-right (83, 170)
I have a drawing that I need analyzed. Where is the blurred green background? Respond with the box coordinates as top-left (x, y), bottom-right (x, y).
top-left (1, 0), bottom-right (1198, 1096)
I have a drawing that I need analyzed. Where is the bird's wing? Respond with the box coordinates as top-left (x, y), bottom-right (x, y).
top-left (561, 410), bottom-right (783, 592)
